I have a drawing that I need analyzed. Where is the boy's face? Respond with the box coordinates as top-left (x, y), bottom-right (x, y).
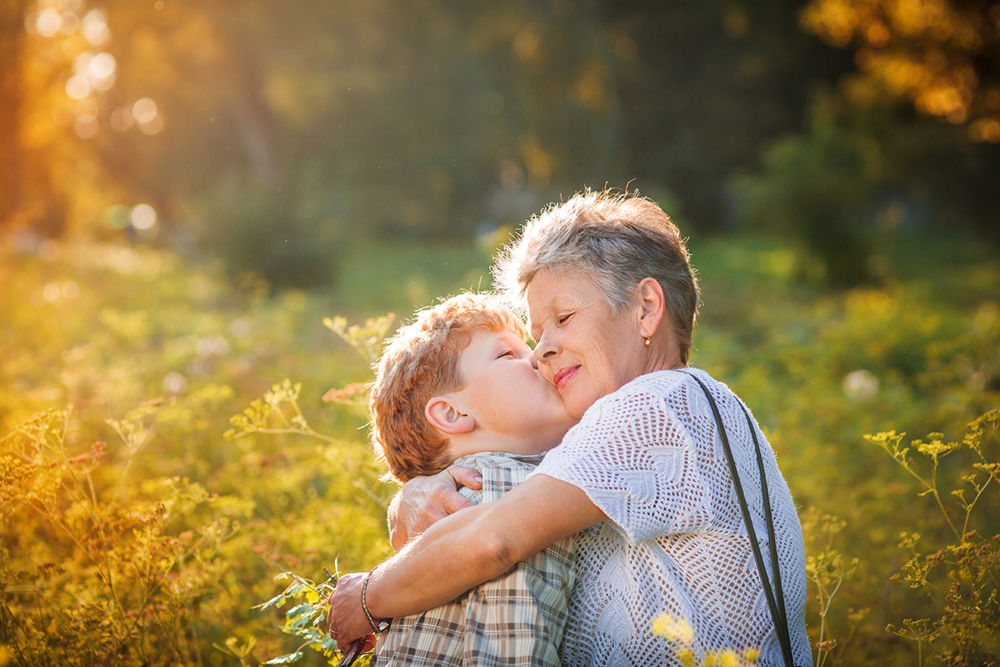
top-left (453, 328), bottom-right (576, 451)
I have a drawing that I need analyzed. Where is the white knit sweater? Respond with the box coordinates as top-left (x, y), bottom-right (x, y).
top-left (530, 368), bottom-right (812, 667)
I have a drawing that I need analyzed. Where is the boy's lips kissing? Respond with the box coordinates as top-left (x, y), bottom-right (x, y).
top-left (553, 365), bottom-right (579, 388)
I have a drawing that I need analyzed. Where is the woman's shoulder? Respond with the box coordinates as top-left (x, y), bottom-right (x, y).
top-left (574, 368), bottom-right (730, 430)
top-left (594, 368), bottom-right (705, 407)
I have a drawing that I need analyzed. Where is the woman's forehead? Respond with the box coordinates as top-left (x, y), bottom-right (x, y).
top-left (526, 270), bottom-right (597, 307)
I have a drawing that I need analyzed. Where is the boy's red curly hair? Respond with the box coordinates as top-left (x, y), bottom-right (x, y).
top-left (370, 293), bottom-right (525, 483)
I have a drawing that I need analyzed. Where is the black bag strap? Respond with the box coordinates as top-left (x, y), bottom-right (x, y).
top-left (678, 370), bottom-right (796, 667)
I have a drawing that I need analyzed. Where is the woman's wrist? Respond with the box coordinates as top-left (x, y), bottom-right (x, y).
top-left (361, 563), bottom-right (390, 634)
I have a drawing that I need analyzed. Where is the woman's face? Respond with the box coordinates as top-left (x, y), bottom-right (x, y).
top-left (526, 269), bottom-right (649, 419)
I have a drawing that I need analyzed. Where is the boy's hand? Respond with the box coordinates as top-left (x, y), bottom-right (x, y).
top-left (387, 464), bottom-right (482, 551)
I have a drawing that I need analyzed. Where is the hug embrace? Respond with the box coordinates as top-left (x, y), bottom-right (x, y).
top-left (327, 190), bottom-right (813, 667)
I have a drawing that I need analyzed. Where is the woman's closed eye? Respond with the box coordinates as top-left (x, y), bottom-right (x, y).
top-left (558, 313), bottom-right (574, 325)
top-left (496, 350), bottom-right (514, 359)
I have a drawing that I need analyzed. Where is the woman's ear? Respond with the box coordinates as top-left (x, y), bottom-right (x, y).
top-left (637, 277), bottom-right (667, 339)
top-left (425, 396), bottom-right (475, 435)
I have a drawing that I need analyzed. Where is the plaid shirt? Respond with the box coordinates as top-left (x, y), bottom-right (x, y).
top-left (371, 451), bottom-right (576, 667)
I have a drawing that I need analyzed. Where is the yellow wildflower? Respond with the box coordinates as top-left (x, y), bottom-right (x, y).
top-left (651, 613), bottom-right (676, 637)
top-left (651, 613), bottom-right (695, 643)
top-left (706, 649), bottom-right (740, 667)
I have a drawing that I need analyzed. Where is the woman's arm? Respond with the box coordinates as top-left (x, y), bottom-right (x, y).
top-left (329, 474), bottom-right (606, 643)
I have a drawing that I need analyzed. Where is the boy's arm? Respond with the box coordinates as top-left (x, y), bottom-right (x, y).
top-left (387, 464), bottom-right (484, 551)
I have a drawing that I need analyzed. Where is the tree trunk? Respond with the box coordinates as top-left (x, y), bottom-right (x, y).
top-left (0, 0), bottom-right (28, 230)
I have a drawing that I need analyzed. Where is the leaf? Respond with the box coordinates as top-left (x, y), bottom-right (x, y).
top-left (285, 603), bottom-right (314, 618)
top-left (264, 651), bottom-right (305, 664)
top-left (255, 593), bottom-right (285, 610)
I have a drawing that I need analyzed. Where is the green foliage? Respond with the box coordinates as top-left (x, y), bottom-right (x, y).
top-left (0, 240), bottom-right (395, 665)
top-left (875, 411), bottom-right (1000, 666)
top-left (253, 569), bottom-right (339, 665)
top-left (801, 509), bottom-right (865, 666)
top-left (734, 97), bottom-right (883, 286)
top-left (0, 399), bottom-right (233, 666)
top-left (0, 232), bottom-right (996, 664)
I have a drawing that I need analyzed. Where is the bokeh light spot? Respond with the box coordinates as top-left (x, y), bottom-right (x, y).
top-left (196, 335), bottom-right (230, 358)
top-left (514, 28), bottom-right (539, 61)
top-left (93, 73), bottom-right (116, 92)
top-left (132, 98), bottom-right (158, 124)
top-left (73, 52), bottom-right (93, 76)
top-left (66, 75), bottom-right (91, 100)
top-left (61, 281), bottom-right (80, 299)
top-left (87, 53), bottom-right (117, 82)
top-left (37, 9), bottom-right (62, 37)
top-left (138, 113), bottom-right (165, 135)
top-left (130, 204), bottom-right (158, 230)
top-left (723, 8), bottom-right (750, 38)
top-left (74, 114), bottom-right (98, 138)
top-left (43, 282), bottom-right (62, 303)
top-left (162, 372), bottom-right (187, 395)
top-left (107, 204), bottom-right (131, 229)
top-left (59, 12), bottom-right (80, 35)
top-left (110, 106), bottom-right (134, 133)
top-left (969, 117), bottom-right (1000, 142)
top-left (82, 9), bottom-right (110, 46)
top-left (843, 369), bottom-right (880, 400)
top-left (24, 12), bottom-right (39, 35)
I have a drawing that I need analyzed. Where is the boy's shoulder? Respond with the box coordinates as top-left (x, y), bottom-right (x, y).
top-left (453, 450), bottom-right (546, 469)
top-left (453, 451), bottom-right (548, 504)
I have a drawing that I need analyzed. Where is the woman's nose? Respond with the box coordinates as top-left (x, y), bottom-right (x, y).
top-left (533, 335), bottom-right (558, 361)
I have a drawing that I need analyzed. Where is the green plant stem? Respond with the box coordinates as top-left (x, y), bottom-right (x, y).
top-left (816, 575), bottom-right (844, 667)
top-left (961, 475), bottom-right (993, 537)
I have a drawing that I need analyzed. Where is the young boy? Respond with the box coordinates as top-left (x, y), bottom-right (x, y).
top-left (366, 292), bottom-right (578, 667)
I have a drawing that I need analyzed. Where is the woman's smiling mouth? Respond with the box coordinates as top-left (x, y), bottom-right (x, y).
top-left (553, 365), bottom-right (579, 388)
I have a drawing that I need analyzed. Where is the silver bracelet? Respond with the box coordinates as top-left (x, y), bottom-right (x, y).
top-left (361, 564), bottom-right (390, 634)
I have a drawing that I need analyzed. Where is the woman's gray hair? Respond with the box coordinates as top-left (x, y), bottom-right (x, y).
top-left (492, 189), bottom-right (700, 365)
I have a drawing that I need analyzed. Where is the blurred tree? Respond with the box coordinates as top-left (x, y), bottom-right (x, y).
top-left (0, 0), bottom-right (30, 231)
top-left (595, 0), bottom-right (856, 231)
top-left (5, 0), bottom-right (996, 287)
top-left (735, 96), bottom-right (882, 286)
top-left (797, 0), bottom-right (1000, 244)
top-left (6, 0), bottom-right (623, 286)
top-left (801, 0), bottom-right (1000, 141)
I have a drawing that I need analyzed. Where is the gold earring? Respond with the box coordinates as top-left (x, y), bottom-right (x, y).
top-left (643, 336), bottom-right (651, 347)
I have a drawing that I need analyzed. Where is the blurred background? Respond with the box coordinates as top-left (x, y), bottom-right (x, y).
top-left (3, 0), bottom-right (998, 287)
top-left (1, 1), bottom-right (999, 666)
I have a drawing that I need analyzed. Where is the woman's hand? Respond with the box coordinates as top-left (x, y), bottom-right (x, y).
top-left (387, 464), bottom-right (483, 551)
top-left (327, 572), bottom-right (374, 647)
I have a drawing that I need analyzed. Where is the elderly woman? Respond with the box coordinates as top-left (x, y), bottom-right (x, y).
top-left (329, 191), bottom-right (812, 666)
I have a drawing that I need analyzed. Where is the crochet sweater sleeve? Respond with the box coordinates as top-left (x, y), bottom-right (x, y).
top-left (532, 374), bottom-right (715, 545)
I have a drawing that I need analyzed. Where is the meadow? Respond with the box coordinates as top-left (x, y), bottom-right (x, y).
top-left (1, 231), bottom-right (998, 666)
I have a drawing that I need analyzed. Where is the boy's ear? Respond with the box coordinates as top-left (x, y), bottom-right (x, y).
top-left (425, 396), bottom-right (475, 435)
